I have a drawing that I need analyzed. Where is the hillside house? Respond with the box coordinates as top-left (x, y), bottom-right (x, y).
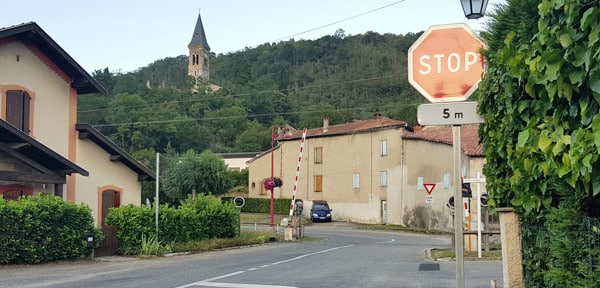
top-left (0, 22), bottom-right (154, 225)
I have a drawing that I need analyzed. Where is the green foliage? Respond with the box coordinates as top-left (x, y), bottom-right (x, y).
top-left (104, 204), bottom-right (155, 255)
top-left (106, 195), bottom-right (237, 255)
top-left (170, 230), bottom-right (270, 253)
top-left (222, 197), bottom-right (293, 214)
top-left (79, 31), bottom-right (426, 160)
top-left (140, 234), bottom-right (171, 256)
top-left (478, 0), bottom-right (600, 285)
top-left (162, 150), bottom-right (233, 201)
top-left (229, 169), bottom-right (249, 187)
top-left (521, 209), bottom-right (600, 287)
top-left (0, 195), bottom-right (99, 264)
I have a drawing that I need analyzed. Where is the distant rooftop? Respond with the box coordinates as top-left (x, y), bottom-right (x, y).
top-left (402, 124), bottom-right (483, 157)
top-left (279, 115), bottom-right (407, 141)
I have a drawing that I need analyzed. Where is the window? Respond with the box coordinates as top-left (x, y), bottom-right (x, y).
top-left (5, 90), bottom-right (31, 134)
top-left (381, 140), bottom-right (387, 156)
top-left (353, 173), bottom-right (360, 188)
top-left (314, 147), bottom-right (323, 164)
top-left (315, 175), bottom-right (323, 192)
top-left (380, 171), bottom-right (388, 187)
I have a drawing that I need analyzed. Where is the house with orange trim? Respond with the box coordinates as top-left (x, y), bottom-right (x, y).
top-left (0, 22), bottom-right (154, 226)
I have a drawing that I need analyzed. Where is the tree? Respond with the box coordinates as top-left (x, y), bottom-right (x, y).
top-left (162, 150), bottom-right (232, 202)
top-left (234, 121), bottom-right (271, 152)
top-left (477, 0), bottom-right (600, 285)
top-left (204, 106), bottom-right (248, 150)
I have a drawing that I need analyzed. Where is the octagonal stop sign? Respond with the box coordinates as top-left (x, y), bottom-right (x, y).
top-left (408, 23), bottom-right (485, 102)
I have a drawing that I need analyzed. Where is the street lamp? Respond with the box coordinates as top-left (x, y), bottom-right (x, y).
top-left (460, 0), bottom-right (489, 19)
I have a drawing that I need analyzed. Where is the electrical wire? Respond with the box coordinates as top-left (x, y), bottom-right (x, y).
top-left (77, 73), bottom-right (405, 114)
top-left (273, 0), bottom-right (407, 42)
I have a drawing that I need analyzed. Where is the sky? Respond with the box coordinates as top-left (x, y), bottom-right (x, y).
top-left (2, 0), bottom-right (503, 74)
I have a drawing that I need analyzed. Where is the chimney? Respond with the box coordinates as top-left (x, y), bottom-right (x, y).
top-left (323, 118), bottom-right (329, 132)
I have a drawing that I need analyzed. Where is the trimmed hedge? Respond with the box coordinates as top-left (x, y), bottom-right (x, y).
top-left (0, 195), bottom-right (100, 264)
top-left (222, 197), bottom-right (294, 214)
top-left (106, 195), bottom-right (237, 255)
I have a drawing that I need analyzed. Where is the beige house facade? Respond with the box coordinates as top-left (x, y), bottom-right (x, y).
top-left (392, 124), bottom-right (485, 231)
top-left (217, 152), bottom-right (258, 171)
top-left (248, 120), bottom-right (485, 230)
top-left (248, 116), bottom-right (407, 224)
top-left (0, 22), bottom-right (154, 226)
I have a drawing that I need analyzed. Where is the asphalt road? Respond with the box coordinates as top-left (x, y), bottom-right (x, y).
top-left (0, 222), bottom-right (502, 288)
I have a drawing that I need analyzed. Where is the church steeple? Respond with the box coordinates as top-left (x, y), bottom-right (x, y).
top-left (188, 12), bottom-right (210, 80)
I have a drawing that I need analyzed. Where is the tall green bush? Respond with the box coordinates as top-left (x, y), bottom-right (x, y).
top-left (106, 195), bottom-right (237, 255)
top-left (478, 0), bottom-right (600, 285)
top-left (0, 195), bottom-right (99, 264)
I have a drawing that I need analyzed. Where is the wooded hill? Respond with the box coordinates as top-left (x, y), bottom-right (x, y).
top-left (78, 30), bottom-right (426, 157)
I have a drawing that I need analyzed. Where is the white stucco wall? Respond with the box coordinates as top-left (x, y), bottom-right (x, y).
top-left (76, 138), bottom-right (142, 225)
top-left (0, 41), bottom-right (72, 156)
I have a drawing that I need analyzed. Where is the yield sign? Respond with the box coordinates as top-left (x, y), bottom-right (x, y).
top-left (424, 183), bottom-right (436, 195)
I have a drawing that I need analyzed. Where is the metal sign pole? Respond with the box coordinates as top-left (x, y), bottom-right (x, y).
top-left (453, 125), bottom-right (465, 288)
top-left (155, 152), bottom-right (160, 237)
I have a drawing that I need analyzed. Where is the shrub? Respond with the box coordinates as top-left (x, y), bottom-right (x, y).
top-left (0, 195), bottom-right (99, 264)
top-left (106, 195), bottom-right (238, 255)
top-left (221, 197), bottom-right (293, 214)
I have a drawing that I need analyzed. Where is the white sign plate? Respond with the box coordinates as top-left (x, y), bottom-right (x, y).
top-left (417, 101), bottom-right (483, 125)
top-left (425, 195), bottom-right (434, 204)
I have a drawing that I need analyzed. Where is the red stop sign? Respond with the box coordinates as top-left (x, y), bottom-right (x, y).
top-left (408, 23), bottom-right (485, 102)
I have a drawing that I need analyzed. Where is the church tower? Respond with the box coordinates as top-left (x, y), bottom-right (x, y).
top-left (188, 12), bottom-right (210, 80)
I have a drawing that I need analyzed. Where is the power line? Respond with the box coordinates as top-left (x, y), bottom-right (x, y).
top-left (90, 100), bottom-right (411, 128)
top-left (78, 73), bottom-right (404, 114)
top-left (273, 0), bottom-right (407, 42)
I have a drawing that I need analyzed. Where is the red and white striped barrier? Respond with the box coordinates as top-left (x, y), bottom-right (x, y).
top-left (289, 128), bottom-right (307, 217)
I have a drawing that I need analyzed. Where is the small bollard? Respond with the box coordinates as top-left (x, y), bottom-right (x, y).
top-left (86, 232), bottom-right (95, 259)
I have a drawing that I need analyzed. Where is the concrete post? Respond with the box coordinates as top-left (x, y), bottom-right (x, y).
top-left (497, 207), bottom-right (523, 288)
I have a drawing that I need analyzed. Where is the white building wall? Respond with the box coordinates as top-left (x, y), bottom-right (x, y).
top-left (76, 138), bottom-right (142, 225)
top-left (0, 41), bottom-right (71, 156)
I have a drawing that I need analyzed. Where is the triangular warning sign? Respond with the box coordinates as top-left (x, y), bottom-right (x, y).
top-left (424, 183), bottom-right (436, 195)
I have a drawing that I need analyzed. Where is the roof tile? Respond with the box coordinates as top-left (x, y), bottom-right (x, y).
top-left (279, 116), bottom-right (406, 140)
top-left (402, 124), bottom-right (483, 156)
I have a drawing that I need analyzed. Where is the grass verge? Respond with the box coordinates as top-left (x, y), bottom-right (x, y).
top-left (353, 223), bottom-right (449, 235)
top-left (430, 247), bottom-right (502, 260)
top-left (169, 230), bottom-right (276, 254)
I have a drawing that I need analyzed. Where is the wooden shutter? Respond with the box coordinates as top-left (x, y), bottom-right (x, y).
top-left (314, 147), bottom-right (323, 164)
top-left (315, 175), bottom-right (323, 192)
top-left (5, 90), bottom-right (30, 134)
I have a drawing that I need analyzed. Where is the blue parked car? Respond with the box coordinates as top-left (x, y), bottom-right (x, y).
top-left (311, 200), bottom-right (332, 222)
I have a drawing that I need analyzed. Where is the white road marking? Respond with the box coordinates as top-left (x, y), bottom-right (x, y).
top-left (187, 281), bottom-right (296, 288)
top-left (174, 245), bottom-right (355, 288)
